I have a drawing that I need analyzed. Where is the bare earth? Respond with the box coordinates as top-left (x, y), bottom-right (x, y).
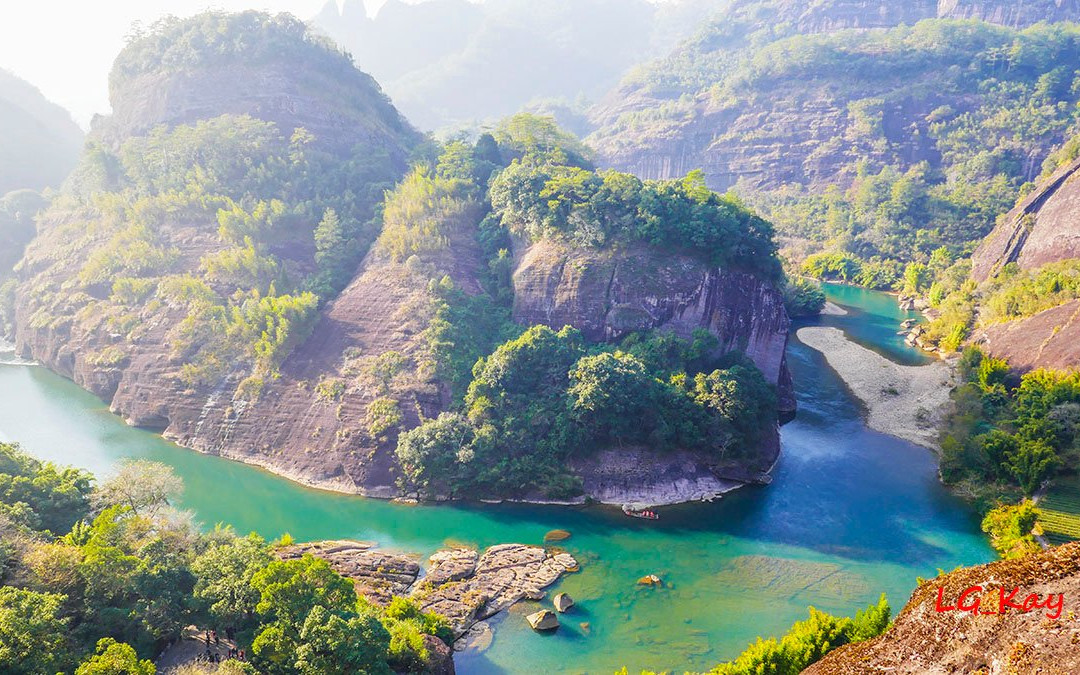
top-left (796, 326), bottom-right (953, 449)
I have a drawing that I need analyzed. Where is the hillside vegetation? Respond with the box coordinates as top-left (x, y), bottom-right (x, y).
top-left (0, 442), bottom-right (450, 674)
top-left (366, 115), bottom-right (784, 498)
top-left (592, 14), bottom-right (1080, 287)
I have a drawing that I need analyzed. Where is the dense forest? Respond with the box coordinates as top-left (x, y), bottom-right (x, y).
top-left (0, 441), bottom-right (450, 674)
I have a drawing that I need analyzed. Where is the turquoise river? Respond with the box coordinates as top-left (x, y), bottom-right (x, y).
top-left (0, 284), bottom-right (993, 673)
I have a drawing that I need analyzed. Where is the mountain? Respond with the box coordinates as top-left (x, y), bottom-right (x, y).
top-left (806, 541), bottom-right (1080, 674)
top-left (312, 0), bottom-right (716, 131)
top-left (589, 7), bottom-right (1080, 193)
top-left (585, 2), bottom-right (1080, 279)
top-left (0, 70), bottom-right (83, 194)
top-left (10, 12), bottom-right (792, 504)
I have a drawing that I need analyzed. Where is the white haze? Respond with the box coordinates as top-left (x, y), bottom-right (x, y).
top-left (0, 1), bottom-right (333, 129)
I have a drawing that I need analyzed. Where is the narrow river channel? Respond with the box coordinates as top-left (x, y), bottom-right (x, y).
top-left (0, 284), bottom-right (993, 673)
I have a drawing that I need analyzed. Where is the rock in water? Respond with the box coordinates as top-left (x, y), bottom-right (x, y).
top-left (526, 609), bottom-right (560, 631)
top-left (553, 592), bottom-right (574, 612)
top-left (543, 529), bottom-right (571, 543)
top-left (637, 574), bottom-right (662, 586)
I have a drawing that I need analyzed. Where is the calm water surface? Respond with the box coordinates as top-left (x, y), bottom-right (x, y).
top-left (0, 285), bottom-right (991, 673)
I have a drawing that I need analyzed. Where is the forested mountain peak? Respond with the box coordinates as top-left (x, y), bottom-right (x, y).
top-left (96, 10), bottom-right (419, 159)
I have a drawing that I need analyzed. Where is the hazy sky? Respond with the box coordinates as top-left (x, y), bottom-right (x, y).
top-left (0, 1), bottom-right (366, 128)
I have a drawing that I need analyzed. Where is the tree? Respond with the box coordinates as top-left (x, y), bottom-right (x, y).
top-left (191, 531), bottom-right (272, 633)
top-left (0, 587), bottom-right (71, 674)
top-left (75, 638), bottom-right (154, 675)
top-left (294, 605), bottom-right (391, 675)
top-left (568, 351), bottom-right (656, 443)
top-left (981, 500), bottom-right (1041, 559)
top-left (252, 555), bottom-right (356, 630)
top-left (92, 460), bottom-right (182, 517)
top-left (1005, 439), bottom-right (1060, 495)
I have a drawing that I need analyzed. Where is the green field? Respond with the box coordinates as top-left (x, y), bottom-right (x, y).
top-left (1039, 477), bottom-right (1080, 545)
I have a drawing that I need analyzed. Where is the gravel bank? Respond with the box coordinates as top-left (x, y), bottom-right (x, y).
top-left (797, 326), bottom-right (954, 449)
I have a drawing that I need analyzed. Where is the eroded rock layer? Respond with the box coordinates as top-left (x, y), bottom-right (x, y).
top-left (805, 541), bottom-right (1080, 674)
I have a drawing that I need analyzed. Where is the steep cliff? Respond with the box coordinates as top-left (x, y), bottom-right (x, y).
top-left (805, 541), bottom-right (1080, 674)
top-left (971, 157), bottom-right (1080, 283)
top-left (965, 155), bottom-right (1080, 370)
top-left (512, 239), bottom-right (792, 406)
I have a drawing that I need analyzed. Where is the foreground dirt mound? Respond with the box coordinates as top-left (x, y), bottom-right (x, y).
top-left (805, 542), bottom-right (1080, 674)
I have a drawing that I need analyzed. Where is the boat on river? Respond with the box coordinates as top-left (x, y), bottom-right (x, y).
top-left (622, 503), bottom-right (659, 520)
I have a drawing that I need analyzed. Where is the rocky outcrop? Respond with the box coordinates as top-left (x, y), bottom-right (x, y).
top-left (512, 240), bottom-right (793, 404)
top-left (939, 0), bottom-right (1080, 27)
top-left (281, 540), bottom-right (579, 644)
top-left (971, 157), bottom-right (1080, 282)
top-left (568, 447), bottom-right (766, 506)
top-left (805, 541), bottom-right (1080, 674)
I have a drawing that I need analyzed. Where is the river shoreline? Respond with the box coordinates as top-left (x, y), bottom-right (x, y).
top-left (796, 326), bottom-right (954, 449)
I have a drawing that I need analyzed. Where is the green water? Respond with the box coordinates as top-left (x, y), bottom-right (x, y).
top-left (0, 285), bottom-right (992, 673)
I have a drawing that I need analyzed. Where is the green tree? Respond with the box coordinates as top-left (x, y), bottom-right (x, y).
top-left (294, 604), bottom-right (391, 675)
top-left (568, 351), bottom-right (657, 444)
top-left (1005, 439), bottom-right (1060, 495)
top-left (981, 500), bottom-right (1041, 559)
top-left (75, 638), bottom-right (154, 675)
top-left (0, 587), bottom-right (71, 674)
top-left (191, 531), bottom-right (272, 633)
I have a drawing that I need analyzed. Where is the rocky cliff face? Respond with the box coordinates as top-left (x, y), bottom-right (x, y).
top-left (971, 157), bottom-right (1080, 283)
top-left (805, 541), bottom-right (1080, 674)
top-left (967, 157), bottom-right (1080, 370)
top-left (512, 239), bottom-right (793, 408)
top-left (939, 0), bottom-right (1080, 26)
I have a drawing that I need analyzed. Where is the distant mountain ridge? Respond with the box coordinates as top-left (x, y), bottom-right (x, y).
top-left (312, 0), bottom-right (719, 130)
top-left (0, 69), bottom-right (83, 194)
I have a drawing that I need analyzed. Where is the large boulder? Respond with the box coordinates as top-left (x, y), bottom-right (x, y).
top-left (526, 609), bottom-right (560, 631)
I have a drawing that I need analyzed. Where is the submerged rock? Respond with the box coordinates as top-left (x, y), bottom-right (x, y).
top-left (526, 609), bottom-right (560, 631)
top-left (637, 574), bottom-right (662, 586)
top-left (543, 529), bottom-right (572, 543)
top-left (553, 592), bottom-right (574, 612)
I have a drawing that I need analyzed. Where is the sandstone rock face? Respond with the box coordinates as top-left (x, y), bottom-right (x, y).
top-left (938, 0), bottom-right (1080, 27)
top-left (805, 542), bottom-right (1080, 674)
top-left (512, 240), bottom-right (793, 407)
top-left (973, 300), bottom-right (1080, 372)
top-left (971, 157), bottom-right (1080, 282)
top-left (568, 447), bottom-right (766, 506)
top-left (277, 540), bottom-right (421, 605)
